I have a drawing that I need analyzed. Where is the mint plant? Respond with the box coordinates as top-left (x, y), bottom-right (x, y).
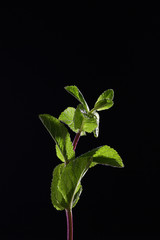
top-left (39, 85), bottom-right (124, 240)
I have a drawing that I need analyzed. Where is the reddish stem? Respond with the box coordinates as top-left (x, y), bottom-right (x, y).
top-left (72, 131), bottom-right (81, 151)
top-left (66, 209), bottom-right (73, 240)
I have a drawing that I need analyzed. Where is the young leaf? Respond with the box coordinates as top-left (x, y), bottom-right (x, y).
top-left (59, 107), bottom-right (86, 136)
top-left (51, 164), bottom-right (68, 210)
top-left (93, 89), bottom-right (114, 111)
top-left (65, 85), bottom-right (89, 112)
top-left (74, 104), bottom-right (97, 133)
top-left (58, 156), bottom-right (93, 210)
top-left (73, 104), bottom-right (84, 130)
top-left (59, 107), bottom-right (76, 132)
top-left (96, 89), bottom-right (114, 102)
top-left (93, 99), bottom-right (114, 111)
top-left (82, 113), bottom-right (97, 133)
top-left (39, 114), bottom-right (75, 162)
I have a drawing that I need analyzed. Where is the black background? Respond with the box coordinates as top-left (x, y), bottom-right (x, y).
top-left (1, 6), bottom-right (160, 239)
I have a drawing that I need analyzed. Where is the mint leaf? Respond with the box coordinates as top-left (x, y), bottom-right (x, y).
top-left (65, 85), bottom-right (89, 112)
top-left (72, 183), bottom-right (83, 208)
top-left (55, 145), bottom-right (65, 162)
top-left (58, 156), bottom-right (93, 210)
top-left (93, 89), bottom-right (114, 111)
top-left (76, 145), bottom-right (124, 168)
top-left (96, 89), bottom-right (114, 102)
top-left (59, 107), bottom-right (76, 132)
top-left (59, 107), bottom-right (86, 136)
top-left (93, 99), bottom-right (114, 111)
top-left (74, 104), bottom-right (97, 133)
top-left (91, 145), bottom-right (124, 168)
top-left (51, 164), bottom-right (82, 211)
top-left (39, 114), bottom-right (75, 162)
top-left (73, 104), bottom-right (84, 130)
top-left (51, 164), bottom-right (67, 210)
top-left (51, 145), bottom-right (123, 211)
top-left (82, 113), bottom-right (97, 133)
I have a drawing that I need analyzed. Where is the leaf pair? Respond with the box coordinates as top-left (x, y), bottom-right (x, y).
top-left (39, 114), bottom-right (124, 211)
top-left (51, 143), bottom-right (124, 211)
top-left (65, 85), bottom-right (114, 112)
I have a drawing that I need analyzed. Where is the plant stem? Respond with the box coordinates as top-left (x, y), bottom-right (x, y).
top-left (65, 130), bottom-right (81, 239)
top-left (72, 130), bottom-right (81, 151)
top-left (66, 209), bottom-right (73, 240)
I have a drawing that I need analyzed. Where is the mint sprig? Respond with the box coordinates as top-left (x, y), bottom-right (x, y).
top-left (39, 85), bottom-right (124, 240)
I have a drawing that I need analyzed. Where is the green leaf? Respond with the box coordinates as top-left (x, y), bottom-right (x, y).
top-left (82, 113), bottom-right (97, 133)
top-left (72, 183), bottom-right (83, 208)
top-left (91, 145), bottom-right (124, 168)
top-left (93, 89), bottom-right (114, 111)
top-left (96, 89), bottom-right (114, 102)
top-left (59, 107), bottom-right (86, 136)
top-left (93, 99), bottom-right (114, 111)
top-left (65, 85), bottom-right (89, 112)
top-left (74, 105), bottom-right (97, 133)
top-left (55, 145), bottom-right (65, 162)
top-left (59, 107), bottom-right (76, 132)
top-left (39, 114), bottom-right (75, 162)
top-left (76, 145), bottom-right (124, 168)
top-left (51, 145), bottom-right (123, 211)
top-left (51, 164), bottom-right (68, 210)
top-left (58, 156), bottom-right (93, 210)
top-left (73, 104), bottom-right (84, 130)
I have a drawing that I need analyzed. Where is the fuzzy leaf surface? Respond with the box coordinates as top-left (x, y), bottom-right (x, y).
top-left (65, 85), bottom-right (89, 111)
top-left (39, 114), bottom-right (75, 162)
top-left (58, 156), bottom-right (93, 210)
